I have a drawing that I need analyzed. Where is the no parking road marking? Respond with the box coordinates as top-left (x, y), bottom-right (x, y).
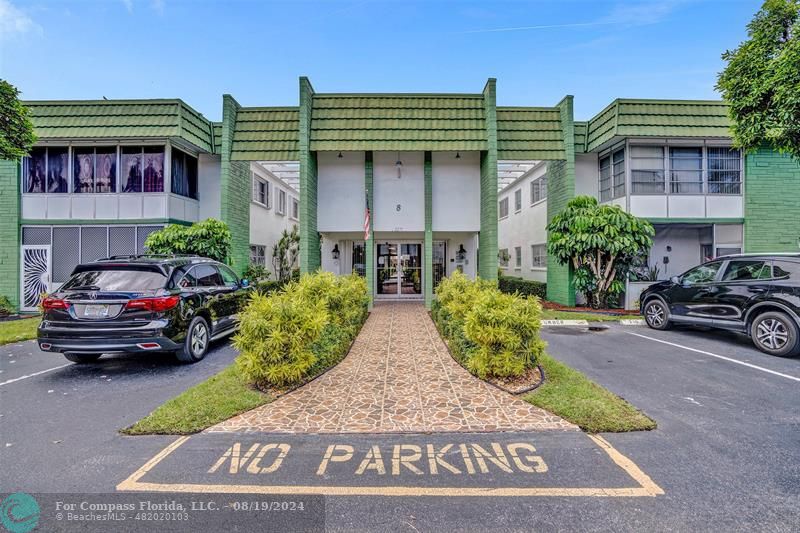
top-left (117, 432), bottom-right (664, 498)
top-left (626, 331), bottom-right (800, 383)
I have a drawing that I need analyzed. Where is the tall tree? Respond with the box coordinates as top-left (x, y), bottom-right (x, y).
top-left (0, 79), bottom-right (37, 160)
top-left (716, 0), bottom-right (800, 159)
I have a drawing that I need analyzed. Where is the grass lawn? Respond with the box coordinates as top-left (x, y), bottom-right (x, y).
top-left (0, 317), bottom-right (41, 345)
top-left (541, 309), bottom-right (642, 322)
top-left (123, 365), bottom-right (271, 435)
top-left (525, 352), bottom-right (656, 433)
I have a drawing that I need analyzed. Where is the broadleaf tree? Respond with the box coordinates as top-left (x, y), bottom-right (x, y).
top-left (547, 196), bottom-right (655, 309)
top-left (0, 79), bottom-right (37, 160)
top-left (716, 0), bottom-right (800, 159)
top-left (144, 218), bottom-right (232, 263)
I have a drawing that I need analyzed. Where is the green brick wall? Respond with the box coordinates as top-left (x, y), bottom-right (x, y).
top-left (0, 159), bottom-right (20, 310)
top-left (744, 148), bottom-right (800, 253)
top-left (478, 79), bottom-right (499, 281)
top-left (220, 94), bottom-right (251, 275)
top-left (299, 77), bottom-right (321, 273)
top-left (546, 96), bottom-right (576, 306)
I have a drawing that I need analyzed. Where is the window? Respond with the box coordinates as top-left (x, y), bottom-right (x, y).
top-left (707, 147), bottom-right (741, 194)
top-left (171, 148), bottom-right (198, 199)
top-left (61, 269), bottom-right (166, 291)
top-left (773, 261), bottom-right (800, 280)
top-left (514, 246), bottom-right (522, 269)
top-left (252, 174), bottom-right (270, 207)
top-left (250, 245), bottom-right (266, 266)
top-left (95, 148), bottom-right (116, 193)
top-left (531, 244), bottom-right (547, 268)
top-left (277, 189), bottom-right (287, 215)
top-left (291, 197), bottom-right (299, 220)
top-left (499, 248), bottom-right (509, 268)
top-left (681, 261), bottom-right (722, 284)
top-left (631, 146), bottom-right (665, 193)
top-left (721, 260), bottom-right (771, 282)
top-left (73, 149), bottom-right (95, 193)
top-left (218, 265), bottom-right (239, 287)
top-left (499, 197), bottom-right (509, 219)
top-left (514, 190), bottom-right (522, 212)
top-left (612, 148), bottom-right (625, 199)
top-left (352, 242), bottom-right (366, 277)
top-left (716, 247), bottom-right (742, 257)
top-left (194, 265), bottom-right (222, 287)
top-left (599, 154), bottom-right (612, 202)
top-left (670, 147), bottom-right (703, 194)
top-left (530, 175), bottom-right (547, 204)
top-left (121, 146), bottom-right (164, 193)
top-left (22, 147), bottom-right (69, 193)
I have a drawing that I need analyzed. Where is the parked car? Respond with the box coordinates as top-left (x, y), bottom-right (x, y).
top-left (38, 255), bottom-right (251, 364)
top-left (640, 253), bottom-right (800, 357)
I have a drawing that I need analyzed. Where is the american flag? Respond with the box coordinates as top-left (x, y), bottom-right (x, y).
top-left (364, 195), bottom-right (371, 241)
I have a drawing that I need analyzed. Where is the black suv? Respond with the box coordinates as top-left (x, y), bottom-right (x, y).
top-left (640, 254), bottom-right (800, 357)
top-left (38, 255), bottom-right (251, 364)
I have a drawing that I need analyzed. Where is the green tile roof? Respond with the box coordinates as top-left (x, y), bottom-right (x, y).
top-left (496, 107), bottom-right (565, 160)
top-left (573, 121), bottom-right (588, 153)
top-left (309, 94), bottom-right (488, 152)
top-left (25, 99), bottom-right (215, 153)
top-left (230, 107), bottom-right (299, 161)
top-left (585, 99), bottom-right (732, 152)
top-left (212, 122), bottom-right (222, 153)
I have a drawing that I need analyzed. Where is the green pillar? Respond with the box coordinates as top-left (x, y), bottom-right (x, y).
top-left (546, 95), bottom-right (577, 306)
top-left (220, 94), bottom-right (251, 275)
top-left (299, 76), bottom-right (320, 273)
top-left (424, 151), bottom-right (433, 308)
top-left (365, 152), bottom-right (375, 309)
top-left (0, 159), bottom-right (20, 310)
top-left (479, 79), bottom-right (499, 281)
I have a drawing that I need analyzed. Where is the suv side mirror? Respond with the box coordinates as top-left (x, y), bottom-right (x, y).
top-left (670, 276), bottom-right (681, 285)
top-left (240, 278), bottom-right (250, 288)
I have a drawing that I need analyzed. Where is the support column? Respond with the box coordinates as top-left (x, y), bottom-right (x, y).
top-left (479, 78), bottom-right (499, 281)
top-left (424, 151), bottom-right (433, 308)
top-left (546, 95), bottom-right (577, 306)
top-left (299, 76), bottom-right (320, 273)
top-left (220, 94), bottom-right (251, 275)
top-left (365, 151), bottom-right (375, 309)
top-left (0, 159), bottom-right (20, 310)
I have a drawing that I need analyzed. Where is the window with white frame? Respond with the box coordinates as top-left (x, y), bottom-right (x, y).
top-left (499, 248), bottom-right (509, 268)
top-left (22, 147), bottom-right (69, 193)
top-left (707, 147), bottom-right (742, 194)
top-left (599, 154), bottom-right (612, 202)
top-left (530, 175), bottom-right (547, 204)
top-left (669, 147), bottom-right (703, 194)
top-left (291, 197), bottom-right (299, 220)
top-left (531, 244), bottom-right (547, 268)
top-left (171, 148), bottom-right (198, 199)
top-left (250, 245), bottom-right (266, 266)
top-left (631, 145), bottom-right (665, 193)
top-left (612, 148), bottom-right (625, 198)
top-left (514, 246), bottom-right (522, 269)
top-left (599, 148), bottom-right (625, 201)
top-left (498, 197), bottom-right (509, 219)
top-left (252, 173), bottom-right (270, 207)
top-left (514, 189), bottom-right (522, 212)
top-left (277, 189), bottom-right (287, 215)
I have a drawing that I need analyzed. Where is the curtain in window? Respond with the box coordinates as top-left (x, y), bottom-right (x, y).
top-left (121, 148), bottom-right (142, 192)
top-left (95, 149), bottom-right (116, 193)
top-left (172, 151), bottom-right (188, 197)
top-left (143, 147), bottom-right (164, 192)
top-left (73, 149), bottom-right (95, 193)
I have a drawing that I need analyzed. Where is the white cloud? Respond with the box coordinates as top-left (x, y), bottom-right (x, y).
top-left (121, 0), bottom-right (133, 13)
top-left (0, 0), bottom-right (42, 40)
top-left (151, 0), bottom-right (164, 15)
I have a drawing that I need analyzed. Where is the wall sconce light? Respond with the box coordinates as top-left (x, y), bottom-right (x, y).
top-left (396, 153), bottom-right (403, 179)
top-left (337, 151), bottom-right (343, 158)
top-left (455, 152), bottom-right (461, 159)
top-left (456, 244), bottom-right (467, 262)
top-left (332, 244), bottom-right (340, 261)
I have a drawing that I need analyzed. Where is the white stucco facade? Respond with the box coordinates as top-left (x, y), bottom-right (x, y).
top-left (248, 162), bottom-right (300, 273)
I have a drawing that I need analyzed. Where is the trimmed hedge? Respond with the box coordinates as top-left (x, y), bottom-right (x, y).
top-left (498, 276), bottom-right (547, 299)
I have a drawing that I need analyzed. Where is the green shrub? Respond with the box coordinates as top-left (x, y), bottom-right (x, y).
top-left (464, 290), bottom-right (546, 379)
top-left (253, 280), bottom-right (284, 295)
top-left (498, 276), bottom-right (546, 299)
top-left (0, 295), bottom-right (15, 316)
top-left (432, 272), bottom-right (545, 379)
top-left (243, 263), bottom-right (270, 282)
top-left (144, 218), bottom-right (232, 263)
top-left (234, 271), bottom-right (368, 388)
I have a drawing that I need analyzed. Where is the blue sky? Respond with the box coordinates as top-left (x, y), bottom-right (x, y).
top-left (1, 0), bottom-right (759, 121)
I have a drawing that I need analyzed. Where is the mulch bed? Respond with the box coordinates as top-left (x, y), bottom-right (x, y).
top-left (486, 365), bottom-right (545, 395)
top-left (541, 300), bottom-right (630, 316)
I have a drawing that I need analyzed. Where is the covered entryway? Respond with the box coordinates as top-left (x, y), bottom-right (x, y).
top-left (376, 242), bottom-right (423, 298)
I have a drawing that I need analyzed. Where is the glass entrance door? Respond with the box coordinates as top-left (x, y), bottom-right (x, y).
top-left (376, 242), bottom-right (422, 297)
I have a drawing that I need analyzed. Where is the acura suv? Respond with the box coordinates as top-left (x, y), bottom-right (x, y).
top-left (640, 254), bottom-right (800, 357)
top-left (38, 255), bottom-right (251, 364)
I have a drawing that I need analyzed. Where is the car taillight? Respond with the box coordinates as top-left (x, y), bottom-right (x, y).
top-left (42, 296), bottom-right (69, 310)
top-left (126, 295), bottom-right (180, 312)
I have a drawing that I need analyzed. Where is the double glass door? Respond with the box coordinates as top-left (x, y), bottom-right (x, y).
top-left (377, 243), bottom-right (422, 297)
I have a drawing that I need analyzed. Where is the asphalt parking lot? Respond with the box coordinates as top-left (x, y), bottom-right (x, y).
top-left (0, 323), bottom-right (798, 532)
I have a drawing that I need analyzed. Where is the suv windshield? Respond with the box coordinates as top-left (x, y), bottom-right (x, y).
top-left (61, 269), bottom-right (167, 292)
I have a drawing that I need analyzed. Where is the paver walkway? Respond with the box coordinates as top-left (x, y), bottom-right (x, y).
top-left (209, 302), bottom-right (575, 433)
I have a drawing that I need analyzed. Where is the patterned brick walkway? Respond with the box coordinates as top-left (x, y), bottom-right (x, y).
top-left (209, 302), bottom-right (575, 434)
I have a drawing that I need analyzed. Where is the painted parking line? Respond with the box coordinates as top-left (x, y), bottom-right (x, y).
top-left (117, 432), bottom-right (664, 498)
top-left (626, 331), bottom-right (800, 383)
top-left (0, 363), bottom-right (72, 387)
top-left (620, 319), bottom-right (646, 326)
top-left (541, 320), bottom-right (589, 327)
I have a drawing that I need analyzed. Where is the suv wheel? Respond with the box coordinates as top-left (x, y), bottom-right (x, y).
top-left (750, 311), bottom-right (800, 357)
top-left (64, 353), bottom-right (102, 364)
top-left (176, 316), bottom-right (210, 363)
top-left (644, 299), bottom-right (671, 330)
